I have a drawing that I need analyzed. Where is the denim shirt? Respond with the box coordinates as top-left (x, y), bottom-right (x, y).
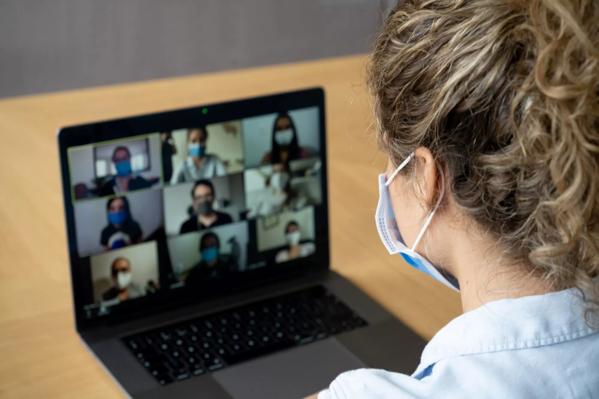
top-left (319, 287), bottom-right (599, 398)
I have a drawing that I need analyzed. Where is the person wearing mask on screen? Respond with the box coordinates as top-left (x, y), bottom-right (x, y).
top-left (98, 146), bottom-right (155, 195)
top-left (100, 196), bottom-right (143, 250)
top-left (185, 232), bottom-right (237, 287)
top-left (275, 220), bottom-right (315, 264)
top-left (261, 112), bottom-right (311, 165)
top-left (250, 163), bottom-right (308, 217)
top-left (102, 257), bottom-right (143, 302)
top-left (275, 162), bottom-right (310, 211)
top-left (170, 126), bottom-right (226, 183)
top-left (179, 180), bottom-right (233, 234)
top-left (306, 1), bottom-right (599, 398)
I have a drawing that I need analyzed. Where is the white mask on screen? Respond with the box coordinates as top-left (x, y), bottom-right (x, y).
top-left (117, 271), bottom-right (132, 289)
top-left (374, 152), bottom-right (459, 291)
top-left (275, 129), bottom-right (293, 146)
top-left (286, 231), bottom-right (301, 246)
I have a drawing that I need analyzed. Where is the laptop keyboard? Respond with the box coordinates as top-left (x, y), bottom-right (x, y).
top-left (123, 285), bottom-right (368, 385)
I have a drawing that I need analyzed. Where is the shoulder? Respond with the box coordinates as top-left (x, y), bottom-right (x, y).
top-left (216, 211), bottom-right (232, 222)
top-left (102, 286), bottom-right (118, 300)
top-left (101, 225), bottom-right (115, 242)
top-left (124, 220), bottom-right (142, 235)
top-left (261, 152), bottom-right (272, 164)
top-left (300, 242), bottom-right (316, 255)
top-left (180, 217), bottom-right (197, 233)
top-left (101, 224), bottom-right (113, 236)
top-left (275, 250), bottom-right (289, 263)
top-left (299, 147), bottom-right (312, 159)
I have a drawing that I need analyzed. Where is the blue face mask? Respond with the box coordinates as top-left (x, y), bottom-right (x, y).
top-left (188, 143), bottom-right (206, 158)
top-left (108, 210), bottom-right (127, 225)
top-left (374, 152), bottom-right (459, 291)
top-left (201, 246), bottom-right (219, 263)
top-left (114, 160), bottom-right (132, 177)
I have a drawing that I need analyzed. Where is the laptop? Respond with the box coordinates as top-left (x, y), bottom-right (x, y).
top-left (57, 87), bottom-right (425, 398)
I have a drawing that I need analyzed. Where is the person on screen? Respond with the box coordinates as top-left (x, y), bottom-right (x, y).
top-left (275, 220), bottom-right (315, 263)
top-left (98, 146), bottom-right (155, 195)
top-left (160, 132), bottom-right (177, 182)
top-left (185, 232), bottom-right (236, 286)
top-left (250, 163), bottom-right (308, 217)
top-left (100, 196), bottom-right (143, 250)
top-left (179, 180), bottom-right (233, 233)
top-left (261, 112), bottom-right (311, 165)
top-left (170, 127), bottom-right (226, 183)
top-left (102, 257), bottom-right (143, 302)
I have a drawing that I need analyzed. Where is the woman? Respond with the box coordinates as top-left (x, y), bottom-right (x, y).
top-left (100, 196), bottom-right (143, 250)
top-left (170, 126), bottom-right (226, 183)
top-left (310, 0), bottom-right (599, 398)
top-left (261, 112), bottom-right (311, 165)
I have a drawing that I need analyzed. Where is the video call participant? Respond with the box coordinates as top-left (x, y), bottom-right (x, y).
top-left (250, 163), bottom-right (308, 217)
top-left (271, 162), bottom-right (309, 211)
top-left (170, 127), bottom-right (226, 183)
top-left (97, 146), bottom-right (156, 196)
top-left (261, 112), bottom-right (311, 165)
top-left (185, 232), bottom-right (237, 286)
top-left (275, 220), bottom-right (315, 263)
top-left (179, 180), bottom-right (233, 233)
top-left (102, 257), bottom-right (143, 302)
top-left (100, 196), bottom-right (143, 250)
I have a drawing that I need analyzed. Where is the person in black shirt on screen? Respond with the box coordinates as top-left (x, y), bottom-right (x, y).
top-left (100, 196), bottom-right (143, 250)
top-left (185, 232), bottom-right (236, 287)
top-left (179, 179), bottom-right (233, 234)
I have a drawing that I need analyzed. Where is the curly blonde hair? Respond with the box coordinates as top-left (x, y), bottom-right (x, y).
top-left (369, 0), bottom-right (599, 318)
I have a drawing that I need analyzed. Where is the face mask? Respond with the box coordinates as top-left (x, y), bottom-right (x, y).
top-left (275, 129), bottom-right (293, 146)
top-left (108, 209), bottom-right (127, 225)
top-left (188, 143), bottom-right (206, 158)
top-left (374, 152), bottom-right (459, 291)
top-left (271, 172), bottom-right (290, 190)
top-left (286, 231), bottom-right (301, 246)
top-left (195, 200), bottom-right (214, 215)
top-left (114, 160), bottom-right (132, 177)
top-left (201, 246), bottom-right (219, 263)
top-left (117, 271), bottom-right (132, 289)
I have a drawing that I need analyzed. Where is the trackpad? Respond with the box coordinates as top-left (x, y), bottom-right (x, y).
top-left (213, 338), bottom-right (365, 399)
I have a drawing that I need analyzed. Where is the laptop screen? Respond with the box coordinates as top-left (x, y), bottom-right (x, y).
top-left (59, 89), bottom-right (329, 326)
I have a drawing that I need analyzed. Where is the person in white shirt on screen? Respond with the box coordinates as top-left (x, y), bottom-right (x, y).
top-left (170, 126), bottom-right (226, 183)
top-left (306, 0), bottom-right (599, 398)
top-left (275, 220), bottom-right (315, 264)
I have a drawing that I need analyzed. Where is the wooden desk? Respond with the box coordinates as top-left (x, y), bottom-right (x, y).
top-left (0, 55), bottom-right (461, 398)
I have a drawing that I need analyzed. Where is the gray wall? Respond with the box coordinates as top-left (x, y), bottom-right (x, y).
top-left (0, 0), bottom-right (394, 98)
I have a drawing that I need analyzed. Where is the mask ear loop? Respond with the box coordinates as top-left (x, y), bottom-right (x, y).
top-left (384, 152), bottom-right (415, 187)
top-left (410, 163), bottom-right (445, 252)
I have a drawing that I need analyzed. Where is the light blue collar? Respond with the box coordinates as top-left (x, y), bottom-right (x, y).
top-left (414, 287), bottom-right (599, 376)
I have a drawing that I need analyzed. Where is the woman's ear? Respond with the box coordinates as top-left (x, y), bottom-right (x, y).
top-left (413, 147), bottom-right (438, 209)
